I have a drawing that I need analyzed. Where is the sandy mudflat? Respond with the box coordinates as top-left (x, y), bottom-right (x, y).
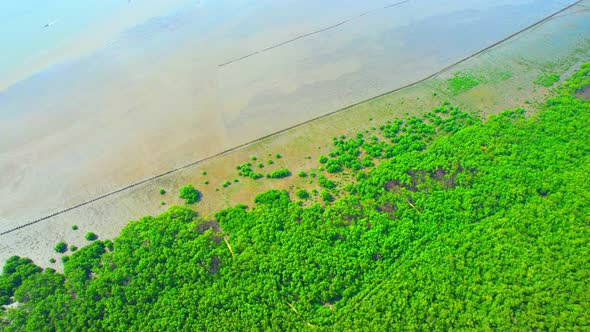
top-left (1, 0), bottom-right (589, 268)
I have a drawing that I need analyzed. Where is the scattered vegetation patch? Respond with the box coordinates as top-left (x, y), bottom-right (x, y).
top-left (534, 73), bottom-right (560, 87)
top-left (236, 162), bottom-right (263, 180)
top-left (445, 71), bottom-right (479, 94)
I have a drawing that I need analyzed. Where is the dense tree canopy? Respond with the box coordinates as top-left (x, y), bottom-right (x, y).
top-left (1, 64), bottom-right (589, 330)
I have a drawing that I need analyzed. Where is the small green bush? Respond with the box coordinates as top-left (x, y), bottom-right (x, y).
top-left (49, 258), bottom-right (56, 264)
top-left (159, 189), bottom-right (166, 195)
top-left (85, 232), bottom-right (98, 241)
top-left (70, 245), bottom-right (78, 252)
top-left (178, 184), bottom-right (200, 204)
top-left (54, 242), bottom-right (67, 253)
top-left (320, 189), bottom-right (334, 202)
top-left (71, 225), bottom-right (78, 231)
top-left (298, 171), bottom-right (308, 178)
top-left (296, 189), bottom-right (310, 200)
top-left (267, 169), bottom-right (290, 179)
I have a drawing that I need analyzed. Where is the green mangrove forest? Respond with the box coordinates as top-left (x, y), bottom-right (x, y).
top-left (1, 64), bottom-right (589, 330)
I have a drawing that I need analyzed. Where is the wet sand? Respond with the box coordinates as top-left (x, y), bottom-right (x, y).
top-left (1, 1), bottom-right (589, 268)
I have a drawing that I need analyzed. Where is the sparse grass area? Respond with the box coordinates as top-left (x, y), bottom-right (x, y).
top-left (534, 73), bottom-right (560, 87)
top-left (445, 71), bottom-right (479, 94)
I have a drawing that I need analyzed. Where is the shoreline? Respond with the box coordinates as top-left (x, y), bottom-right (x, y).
top-left (1, 0), bottom-right (585, 237)
top-left (1, 1), bottom-right (589, 270)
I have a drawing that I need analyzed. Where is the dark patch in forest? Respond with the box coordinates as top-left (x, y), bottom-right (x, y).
top-left (575, 84), bottom-right (590, 100)
top-left (209, 256), bottom-right (220, 274)
top-left (196, 220), bottom-right (222, 234)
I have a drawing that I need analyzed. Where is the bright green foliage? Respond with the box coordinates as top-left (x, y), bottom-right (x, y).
top-left (70, 246), bottom-right (78, 252)
top-left (222, 180), bottom-right (231, 188)
top-left (317, 175), bottom-right (336, 189)
top-left (71, 225), bottom-right (78, 231)
top-left (236, 162), bottom-right (263, 180)
top-left (53, 242), bottom-right (67, 254)
top-left (84, 232), bottom-right (98, 241)
top-left (298, 171), bottom-right (308, 178)
top-left (318, 155), bottom-right (328, 164)
top-left (534, 73), bottom-right (560, 87)
top-left (178, 184), bottom-right (200, 204)
top-left (445, 71), bottom-right (479, 94)
top-left (320, 189), bottom-right (334, 202)
top-left (0, 256), bottom-right (42, 306)
top-left (1, 65), bottom-right (590, 330)
top-left (266, 168), bottom-right (290, 179)
top-left (296, 189), bottom-right (310, 200)
top-left (563, 63), bottom-right (590, 94)
top-left (275, 153), bottom-right (282, 159)
top-left (159, 189), bottom-right (166, 195)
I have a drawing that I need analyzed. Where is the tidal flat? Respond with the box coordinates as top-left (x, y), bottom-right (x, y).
top-left (1, 0), bottom-right (589, 268)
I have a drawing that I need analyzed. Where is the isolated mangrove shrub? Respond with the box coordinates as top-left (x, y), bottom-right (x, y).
top-left (178, 184), bottom-right (200, 204)
top-left (266, 168), bottom-right (290, 179)
top-left (85, 232), bottom-right (98, 241)
top-left (54, 242), bottom-right (67, 254)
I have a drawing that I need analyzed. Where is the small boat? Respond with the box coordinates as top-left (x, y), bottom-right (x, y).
top-left (44, 20), bottom-right (58, 28)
